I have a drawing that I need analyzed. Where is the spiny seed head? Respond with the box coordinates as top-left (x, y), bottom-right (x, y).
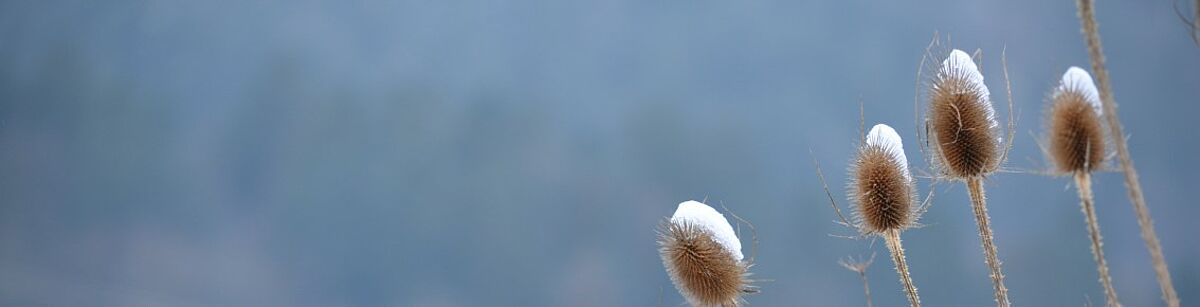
top-left (927, 49), bottom-right (1001, 179)
top-left (1048, 66), bottom-right (1105, 173)
top-left (658, 201), bottom-right (751, 307)
top-left (851, 124), bottom-right (917, 234)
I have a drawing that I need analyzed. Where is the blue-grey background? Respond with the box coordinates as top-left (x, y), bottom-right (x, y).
top-left (1, 1), bottom-right (1197, 306)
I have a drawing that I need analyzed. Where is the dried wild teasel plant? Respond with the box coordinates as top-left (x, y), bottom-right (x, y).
top-left (918, 48), bottom-right (1014, 307)
top-left (819, 123), bottom-right (928, 307)
top-left (853, 124), bottom-right (923, 307)
top-left (1042, 66), bottom-right (1120, 307)
top-left (1076, 0), bottom-right (1179, 305)
top-left (658, 200), bottom-right (756, 307)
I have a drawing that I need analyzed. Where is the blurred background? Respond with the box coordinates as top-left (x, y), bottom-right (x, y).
top-left (1, 0), bottom-right (1197, 306)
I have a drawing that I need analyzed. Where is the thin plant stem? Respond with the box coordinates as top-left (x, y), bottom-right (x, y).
top-left (1075, 172), bottom-right (1121, 307)
top-left (1191, 0), bottom-right (1200, 44)
top-left (859, 269), bottom-right (874, 307)
top-left (1075, 1), bottom-right (1179, 306)
top-left (884, 230), bottom-right (920, 307)
top-left (966, 176), bottom-right (1010, 307)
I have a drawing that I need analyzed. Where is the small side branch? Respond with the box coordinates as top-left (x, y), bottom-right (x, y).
top-left (839, 254), bottom-right (876, 307)
top-left (812, 151), bottom-right (854, 229)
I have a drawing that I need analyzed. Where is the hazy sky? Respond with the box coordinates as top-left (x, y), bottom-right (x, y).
top-left (1, 1), bottom-right (1198, 306)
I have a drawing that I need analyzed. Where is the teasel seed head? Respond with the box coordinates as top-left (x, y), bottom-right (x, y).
top-left (927, 49), bottom-right (1001, 179)
top-left (658, 200), bottom-right (751, 307)
top-left (1048, 66), bottom-right (1106, 173)
top-left (851, 124), bottom-right (918, 234)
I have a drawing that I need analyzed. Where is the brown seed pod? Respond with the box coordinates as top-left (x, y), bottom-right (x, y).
top-left (658, 201), bottom-right (751, 307)
top-left (1048, 67), bottom-right (1105, 173)
top-left (927, 49), bottom-right (1001, 179)
top-left (851, 124), bottom-right (917, 234)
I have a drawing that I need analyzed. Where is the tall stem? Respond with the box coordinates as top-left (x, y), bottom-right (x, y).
top-left (1075, 172), bottom-right (1121, 307)
top-left (884, 230), bottom-right (920, 307)
top-left (1075, 1), bottom-right (1178, 306)
top-left (966, 177), bottom-right (1010, 307)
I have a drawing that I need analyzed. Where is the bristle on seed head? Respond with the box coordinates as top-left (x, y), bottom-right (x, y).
top-left (659, 201), bottom-right (751, 306)
top-left (1048, 66), bottom-right (1106, 173)
top-left (852, 124), bottom-right (917, 234)
top-left (927, 49), bottom-right (1001, 178)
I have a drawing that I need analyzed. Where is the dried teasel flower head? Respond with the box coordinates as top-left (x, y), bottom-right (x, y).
top-left (658, 200), bottom-right (752, 306)
top-left (851, 124), bottom-right (918, 234)
top-left (927, 49), bottom-right (1002, 179)
top-left (1048, 66), bottom-right (1106, 173)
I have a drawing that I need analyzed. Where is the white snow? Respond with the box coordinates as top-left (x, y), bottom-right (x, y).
top-left (671, 200), bottom-right (744, 261)
top-left (1059, 66), bottom-right (1103, 115)
top-left (866, 124), bottom-right (911, 180)
top-left (940, 49), bottom-right (997, 130)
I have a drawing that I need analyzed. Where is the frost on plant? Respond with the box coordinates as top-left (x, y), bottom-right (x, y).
top-left (938, 49), bottom-right (997, 131)
top-left (671, 200), bottom-right (744, 261)
top-left (1057, 66), bottom-right (1103, 116)
top-left (865, 124), bottom-right (912, 182)
top-left (660, 200), bottom-right (752, 306)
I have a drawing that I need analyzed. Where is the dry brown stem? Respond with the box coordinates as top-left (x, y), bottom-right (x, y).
top-left (884, 230), bottom-right (920, 307)
top-left (966, 176), bottom-right (1009, 307)
top-left (1075, 1), bottom-right (1178, 305)
top-left (1075, 172), bottom-right (1121, 307)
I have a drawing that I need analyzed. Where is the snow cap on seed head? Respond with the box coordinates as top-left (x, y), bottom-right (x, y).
top-left (940, 49), bottom-right (996, 129)
top-left (866, 124), bottom-right (911, 181)
top-left (671, 200), bottom-right (743, 261)
top-left (1057, 66), bottom-right (1102, 116)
